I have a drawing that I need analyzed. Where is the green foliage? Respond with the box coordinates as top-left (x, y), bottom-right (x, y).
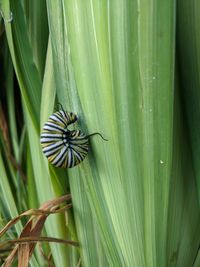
top-left (0, 1), bottom-right (199, 266)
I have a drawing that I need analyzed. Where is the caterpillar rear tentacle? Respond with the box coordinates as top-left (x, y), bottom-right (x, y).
top-left (40, 107), bottom-right (107, 168)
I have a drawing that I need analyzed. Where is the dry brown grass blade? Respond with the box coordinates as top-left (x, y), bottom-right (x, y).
top-left (18, 244), bottom-right (29, 267)
top-left (0, 194), bottom-right (75, 267)
top-left (19, 212), bottom-right (48, 260)
top-left (2, 237), bottom-right (79, 267)
top-left (2, 246), bottom-right (18, 267)
top-left (40, 194), bottom-right (71, 210)
top-left (1, 236), bottom-right (79, 246)
top-left (0, 204), bottom-right (72, 237)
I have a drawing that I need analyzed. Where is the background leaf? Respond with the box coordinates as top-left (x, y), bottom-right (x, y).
top-left (0, 1), bottom-right (199, 266)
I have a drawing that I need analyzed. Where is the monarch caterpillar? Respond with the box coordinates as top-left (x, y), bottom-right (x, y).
top-left (40, 105), bottom-right (107, 168)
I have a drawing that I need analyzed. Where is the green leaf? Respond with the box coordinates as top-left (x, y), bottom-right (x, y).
top-left (1, 1), bottom-right (200, 266)
top-left (24, 0), bottom-right (49, 78)
top-left (1, 0), bottom-right (42, 129)
top-left (177, 0), bottom-right (200, 202)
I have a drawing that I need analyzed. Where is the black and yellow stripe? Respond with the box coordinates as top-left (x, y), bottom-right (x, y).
top-left (40, 107), bottom-right (107, 168)
top-left (40, 111), bottom-right (89, 168)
